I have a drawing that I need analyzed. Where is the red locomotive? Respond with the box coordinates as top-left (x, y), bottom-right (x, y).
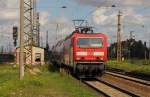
top-left (52, 21), bottom-right (107, 78)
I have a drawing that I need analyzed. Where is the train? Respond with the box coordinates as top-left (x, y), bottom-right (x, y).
top-left (0, 53), bottom-right (15, 64)
top-left (51, 27), bottom-right (108, 78)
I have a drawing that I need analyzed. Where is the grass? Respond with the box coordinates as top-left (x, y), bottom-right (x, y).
top-left (107, 60), bottom-right (150, 74)
top-left (0, 65), bottom-right (98, 97)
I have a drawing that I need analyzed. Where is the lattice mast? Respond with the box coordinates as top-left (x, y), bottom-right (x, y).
top-left (23, 0), bottom-right (34, 65)
top-left (33, 0), bottom-right (40, 46)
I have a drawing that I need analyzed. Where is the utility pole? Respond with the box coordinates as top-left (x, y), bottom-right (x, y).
top-left (149, 32), bottom-right (150, 64)
top-left (56, 24), bottom-right (59, 43)
top-left (144, 42), bottom-right (147, 61)
top-left (117, 11), bottom-right (122, 62)
top-left (19, 0), bottom-right (25, 80)
top-left (130, 31), bottom-right (133, 40)
top-left (36, 12), bottom-right (40, 47)
top-left (41, 36), bottom-right (43, 48)
top-left (46, 31), bottom-right (49, 48)
top-left (45, 31), bottom-right (49, 62)
top-left (129, 31), bottom-right (134, 59)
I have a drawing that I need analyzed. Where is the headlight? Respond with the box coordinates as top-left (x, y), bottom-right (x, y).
top-left (94, 52), bottom-right (104, 56)
top-left (76, 52), bottom-right (87, 56)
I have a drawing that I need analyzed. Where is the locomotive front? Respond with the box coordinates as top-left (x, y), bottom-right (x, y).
top-left (73, 33), bottom-right (107, 78)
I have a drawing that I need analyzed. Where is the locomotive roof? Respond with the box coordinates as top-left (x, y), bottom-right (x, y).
top-left (64, 32), bottom-right (105, 40)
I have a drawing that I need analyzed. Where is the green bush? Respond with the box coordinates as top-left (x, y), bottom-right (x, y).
top-left (107, 60), bottom-right (150, 74)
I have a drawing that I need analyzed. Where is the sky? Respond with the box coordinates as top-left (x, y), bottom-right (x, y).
top-left (0, 0), bottom-right (150, 52)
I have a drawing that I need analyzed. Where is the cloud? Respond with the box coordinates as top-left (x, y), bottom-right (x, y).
top-left (40, 11), bottom-right (49, 26)
top-left (0, 0), bottom-right (18, 22)
top-left (91, 7), bottom-right (148, 27)
top-left (89, 6), bottom-right (149, 45)
top-left (118, 0), bottom-right (150, 6)
top-left (91, 8), bottom-right (117, 26)
top-left (73, 0), bottom-right (150, 7)
top-left (0, 0), bottom-right (7, 8)
top-left (39, 16), bottom-right (74, 47)
top-left (72, 0), bottom-right (149, 27)
top-left (0, 0), bottom-right (68, 48)
top-left (73, 0), bottom-right (115, 7)
top-left (0, 0), bottom-right (19, 49)
top-left (0, 0), bottom-right (51, 49)
top-left (92, 8), bottom-right (108, 25)
top-left (0, 9), bottom-right (18, 22)
top-left (0, 0), bottom-right (149, 49)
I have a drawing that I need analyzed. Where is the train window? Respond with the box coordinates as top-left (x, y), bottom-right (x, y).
top-left (77, 38), bottom-right (103, 47)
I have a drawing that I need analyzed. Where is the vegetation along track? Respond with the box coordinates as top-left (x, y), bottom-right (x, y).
top-left (96, 72), bottom-right (150, 97)
top-left (106, 67), bottom-right (150, 81)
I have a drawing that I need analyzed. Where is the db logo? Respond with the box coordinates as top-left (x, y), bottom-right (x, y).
top-left (88, 52), bottom-right (93, 55)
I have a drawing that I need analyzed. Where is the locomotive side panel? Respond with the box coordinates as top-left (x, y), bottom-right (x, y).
top-left (63, 37), bottom-right (74, 67)
top-left (103, 34), bottom-right (108, 61)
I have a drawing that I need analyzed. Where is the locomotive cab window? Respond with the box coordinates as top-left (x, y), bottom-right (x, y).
top-left (77, 38), bottom-right (103, 47)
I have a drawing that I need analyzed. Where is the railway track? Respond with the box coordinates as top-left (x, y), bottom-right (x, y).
top-left (105, 71), bottom-right (150, 86)
top-left (82, 72), bottom-right (150, 97)
top-left (106, 68), bottom-right (150, 81)
top-left (83, 79), bottom-right (139, 97)
top-left (98, 72), bottom-right (150, 97)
